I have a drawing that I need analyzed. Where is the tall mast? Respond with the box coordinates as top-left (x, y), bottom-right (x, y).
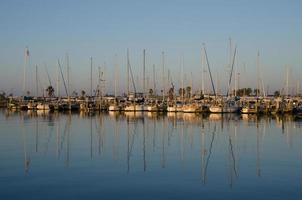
top-left (190, 72), bottom-right (193, 99)
top-left (168, 69), bottom-right (171, 88)
top-left (297, 81), bottom-right (300, 96)
top-left (256, 51), bottom-right (260, 97)
top-left (143, 49), bottom-right (146, 97)
top-left (201, 48), bottom-right (205, 95)
top-left (57, 63), bottom-right (60, 97)
top-left (127, 49), bottom-right (130, 96)
top-left (229, 38), bottom-right (232, 68)
top-left (98, 66), bottom-right (101, 97)
top-left (66, 53), bottom-right (70, 98)
top-left (234, 50), bottom-right (239, 96)
top-left (203, 44), bottom-right (216, 97)
top-left (226, 46), bottom-right (237, 97)
top-left (162, 51), bottom-right (165, 102)
top-left (35, 65), bottom-right (38, 97)
top-left (114, 54), bottom-right (118, 98)
top-left (58, 60), bottom-right (68, 97)
top-left (153, 64), bottom-right (156, 95)
top-left (181, 55), bottom-right (184, 102)
top-left (23, 47), bottom-right (30, 96)
top-left (229, 37), bottom-right (232, 94)
top-left (90, 57), bottom-right (93, 97)
top-left (286, 65), bottom-right (289, 97)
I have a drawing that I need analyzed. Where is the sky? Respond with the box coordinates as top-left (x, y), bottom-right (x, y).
top-left (0, 0), bottom-right (301, 96)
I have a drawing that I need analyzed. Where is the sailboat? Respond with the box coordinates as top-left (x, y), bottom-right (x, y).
top-left (241, 99), bottom-right (259, 114)
top-left (241, 52), bottom-right (263, 114)
top-left (124, 49), bottom-right (145, 112)
top-left (209, 44), bottom-right (240, 113)
top-left (109, 57), bottom-right (121, 112)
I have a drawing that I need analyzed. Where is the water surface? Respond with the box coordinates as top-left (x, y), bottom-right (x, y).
top-left (0, 110), bottom-right (301, 200)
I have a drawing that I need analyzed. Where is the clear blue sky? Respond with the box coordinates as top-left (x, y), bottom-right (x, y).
top-left (0, 0), bottom-right (301, 95)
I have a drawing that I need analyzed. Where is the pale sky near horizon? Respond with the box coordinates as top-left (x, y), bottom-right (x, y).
top-left (0, 0), bottom-right (301, 96)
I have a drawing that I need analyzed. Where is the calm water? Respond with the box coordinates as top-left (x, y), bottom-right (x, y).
top-left (0, 109), bottom-right (302, 200)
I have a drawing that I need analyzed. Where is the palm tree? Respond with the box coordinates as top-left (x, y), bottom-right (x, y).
top-left (148, 88), bottom-right (154, 97)
top-left (274, 90), bottom-right (280, 97)
top-left (46, 85), bottom-right (54, 97)
top-left (0, 92), bottom-right (6, 100)
top-left (186, 86), bottom-right (191, 98)
top-left (254, 88), bottom-right (260, 96)
top-left (179, 88), bottom-right (185, 97)
top-left (72, 90), bottom-right (78, 97)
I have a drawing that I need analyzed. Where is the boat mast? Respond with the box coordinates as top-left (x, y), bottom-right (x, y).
top-left (23, 47), bottom-right (30, 96)
top-left (297, 81), bottom-right (300, 96)
top-left (201, 49), bottom-right (205, 95)
top-left (127, 51), bottom-right (137, 96)
top-left (153, 64), bottom-right (156, 96)
top-left (181, 55), bottom-right (184, 103)
top-left (286, 65), bottom-right (289, 97)
top-left (162, 51), bottom-right (165, 102)
top-left (190, 72), bottom-right (193, 99)
top-left (58, 60), bottom-right (68, 97)
top-left (226, 46), bottom-right (237, 97)
top-left (90, 57), bottom-right (93, 97)
top-left (228, 37), bottom-right (232, 94)
top-left (143, 49), bottom-right (146, 97)
top-left (203, 44), bottom-right (216, 97)
top-left (127, 49), bottom-right (130, 96)
top-left (114, 54), bottom-right (118, 99)
top-left (256, 51), bottom-right (260, 97)
top-left (35, 65), bottom-right (38, 97)
top-left (56, 63), bottom-right (60, 97)
top-left (66, 53), bottom-right (70, 98)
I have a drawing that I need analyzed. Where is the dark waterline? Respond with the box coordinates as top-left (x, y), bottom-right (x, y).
top-left (0, 109), bottom-right (302, 200)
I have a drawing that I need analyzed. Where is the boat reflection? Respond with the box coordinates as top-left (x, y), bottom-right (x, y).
top-left (4, 109), bottom-right (302, 186)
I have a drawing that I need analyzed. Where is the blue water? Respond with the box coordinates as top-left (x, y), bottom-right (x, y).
top-left (0, 110), bottom-right (302, 200)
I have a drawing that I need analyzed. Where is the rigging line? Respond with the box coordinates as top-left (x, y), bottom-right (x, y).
top-left (45, 64), bottom-right (52, 86)
top-left (203, 44), bottom-right (216, 97)
top-left (129, 62), bottom-right (137, 95)
top-left (58, 60), bottom-right (69, 97)
top-left (203, 125), bottom-right (216, 184)
top-left (229, 136), bottom-right (239, 177)
top-left (226, 46), bottom-right (237, 97)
